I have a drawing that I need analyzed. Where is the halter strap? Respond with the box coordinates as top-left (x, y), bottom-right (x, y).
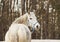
top-left (31, 22), bottom-right (38, 32)
top-left (28, 19), bottom-right (38, 32)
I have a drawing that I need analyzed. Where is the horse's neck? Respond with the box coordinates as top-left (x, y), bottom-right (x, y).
top-left (12, 14), bottom-right (28, 26)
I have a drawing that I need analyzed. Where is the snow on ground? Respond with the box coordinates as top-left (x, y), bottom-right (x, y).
top-left (31, 39), bottom-right (60, 42)
top-left (1, 39), bottom-right (60, 42)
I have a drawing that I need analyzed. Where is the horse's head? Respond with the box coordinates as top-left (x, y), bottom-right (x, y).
top-left (26, 12), bottom-right (40, 32)
top-left (13, 11), bottom-right (40, 32)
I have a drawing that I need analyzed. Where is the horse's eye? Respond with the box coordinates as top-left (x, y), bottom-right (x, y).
top-left (30, 18), bottom-right (32, 20)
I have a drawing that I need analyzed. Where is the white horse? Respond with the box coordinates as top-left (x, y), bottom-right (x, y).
top-left (5, 12), bottom-right (40, 42)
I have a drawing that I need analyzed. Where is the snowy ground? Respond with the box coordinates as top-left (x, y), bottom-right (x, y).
top-left (31, 39), bottom-right (60, 42)
top-left (0, 39), bottom-right (60, 42)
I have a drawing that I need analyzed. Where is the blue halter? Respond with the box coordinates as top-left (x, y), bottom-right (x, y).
top-left (28, 19), bottom-right (38, 32)
top-left (31, 22), bottom-right (38, 32)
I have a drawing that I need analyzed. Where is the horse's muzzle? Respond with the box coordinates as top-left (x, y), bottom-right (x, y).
top-left (35, 23), bottom-right (40, 30)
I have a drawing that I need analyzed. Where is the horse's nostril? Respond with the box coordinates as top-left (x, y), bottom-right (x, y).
top-left (36, 25), bottom-right (38, 28)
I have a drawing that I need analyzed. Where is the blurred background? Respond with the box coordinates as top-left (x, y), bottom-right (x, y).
top-left (0, 0), bottom-right (60, 41)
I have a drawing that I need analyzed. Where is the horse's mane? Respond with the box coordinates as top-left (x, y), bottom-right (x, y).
top-left (12, 13), bottom-right (28, 25)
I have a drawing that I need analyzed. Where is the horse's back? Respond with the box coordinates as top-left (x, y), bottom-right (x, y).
top-left (5, 24), bottom-right (31, 42)
top-left (5, 24), bottom-right (20, 42)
